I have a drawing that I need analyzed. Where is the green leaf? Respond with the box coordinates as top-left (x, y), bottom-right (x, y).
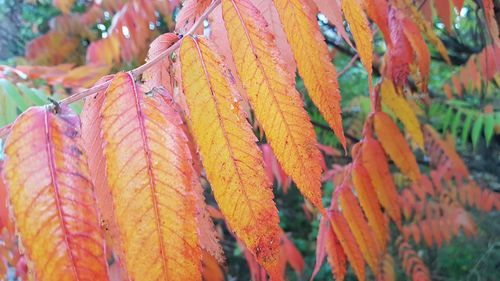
top-left (429, 102), bottom-right (439, 117)
top-left (461, 112), bottom-right (473, 147)
top-left (0, 92), bottom-right (17, 127)
top-left (484, 113), bottom-right (494, 147)
top-left (0, 79), bottom-right (28, 111)
top-left (450, 110), bottom-right (462, 140)
top-left (471, 114), bottom-right (484, 150)
top-left (442, 106), bottom-right (453, 132)
top-left (16, 83), bottom-right (47, 106)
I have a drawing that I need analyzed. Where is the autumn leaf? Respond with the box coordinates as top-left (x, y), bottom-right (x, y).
top-left (435, 0), bottom-right (452, 33)
top-left (423, 125), bottom-right (469, 178)
top-left (86, 72), bottom-right (203, 280)
top-left (351, 160), bottom-right (389, 250)
top-left (311, 215), bottom-right (348, 281)
top-left (361, 137), bottom-right (402, 227)
top-left (402, 18), bottom-right (431, 92)
top-left (373, 111), bottom-right (421, 182)
top-left (341, 0), bottom-right (373, 93)
top-left (61, 64), bottom-right (112, 88)
top-left (80, 75), bottom-right (119, 251)
top-left (26, 31), bottom-right (79, 65)
top-left (179, 36), bottom-right (282, 279)
top-left (53, 0), bottom-right (75, 13)
top-left (387, 7), bottom-right (412, 87)
top-left (364, 0), bottom-right (391, 46)
top-left (483, 0), bottom-right (500, 44)
top-left (273, 0), bottom-right (347, 149)
top-left (395, 0), bottom-right (451, 64)
top-left (221, 0), bottom-right (324, 211)
top-left (380, 79), bottom-right (424, 149)
top-left (338, 184), bottom-right (382, 275)
top-left (452, 0), bottom-right (464, 11)
top-left (86, 37), bottom-right (121, 66)
top-left (312, 0), bottom-right (354, 47)
top-left (329, 210), bottom-right (366, 281)
top-left (176, 0), bottom-right (212, 32)
top-left (142, 33), bottom-right (180, 93)
top-left (202, 250), bottom-right (225, 281)
top-left (281, 234), bottom-right (305, 274)
top-left (2, 105), bottom-right (108, 280)
top-left (250, 0), bottom-right (297, 75)
top-left (0, 162), bottom-right (12, 234)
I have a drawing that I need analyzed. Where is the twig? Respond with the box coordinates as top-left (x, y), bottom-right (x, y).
top-left (311, 120), bottom-right (360, 142)
top-left (338, 54), bottom-right (359, 78)
top-left (0, 0), bottom-right (222, 140)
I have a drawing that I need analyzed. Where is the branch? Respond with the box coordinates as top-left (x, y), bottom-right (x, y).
top-left (338, 54), bottom-right (359, 78)
top-left (311, 120), bottom-right (360, 143)
top-left (0, 0), bottom-right (222, 140)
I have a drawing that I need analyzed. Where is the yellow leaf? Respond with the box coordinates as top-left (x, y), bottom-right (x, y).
top-left (380, 79), bottom-right (424, 149)
top-left (221, 0), bottom-right (324, 211)
top-left (3, 106), bottom-right (108, 280)
top-left (341, 0), bottom-right (373, 91)
top-left (273, 0), bottom-right (347, 149)
top-left (179, 36), bottom-right (282, 279)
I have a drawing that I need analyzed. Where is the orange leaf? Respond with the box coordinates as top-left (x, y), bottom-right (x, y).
top-left (80, 76), bottom-right (120, 255)
top-left (176, 0), bottom-right (212, 32)
top-left (179, 36), bottom-right (282, 279)
top-left (364, 0), bottom-right (391, 46)
top-left (2, 106), bottom-right (108, 280)
top-left (387, 7), bottom-right (412, 87)
top-left (351, 160), bottom-right (389, 250)
top-left (452, 0), bottom-right (464, 11)
top-left (338, 185), bottom-right (382, 275)
top-left (395, 0), bottom-right (451, 64)
top-left (402, 18), bottom-right (431, 92)
top-left (373, 112), bottom-right (421, 182)
top-left (26, 31), bottom-right (79, 65)
top-left (423, 125), bottom-right (468, 178)
top-left (311, 216), bottom-right (328, 281)
top-left (88, 73), bottom-right (203, 280)
top-left (361, 137), bottom-right (401, 226)
top-left (282, 234), bottom-right (305, 274)
top-left (202, 251), bottom-right (225, 281)
top-left (86, 37), bottom-right (121, 66)
top-left (341, 0), bottom-right (373, 93)
top-left (273, 0), bottom-right (347, 149)
top-left (435, 0), bottom-right (452, 33)
top-left (329, 210), bottom-right (366, 281)
top-left (61, 64), bottom-right (112, 88)
top-left (380, 79), bottom-right (424, 149)
top-left (380, 254), bottom-right (396, 281)
top-left (222, 0), bottom-right (324, 211)
top-left (53, 0), bottom-right (75, 13)
top-left (483, 0), bottom-right (499, 43)
top-left (0, 162), bottom-right (13, 234)
top-left (324, 219), bottom-right (348, 281)
top-left (311, 215), bottom-right (348, 281)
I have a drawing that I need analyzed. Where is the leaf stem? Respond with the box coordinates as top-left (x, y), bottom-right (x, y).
top-left (0, 0), bottom-right (222, 139)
